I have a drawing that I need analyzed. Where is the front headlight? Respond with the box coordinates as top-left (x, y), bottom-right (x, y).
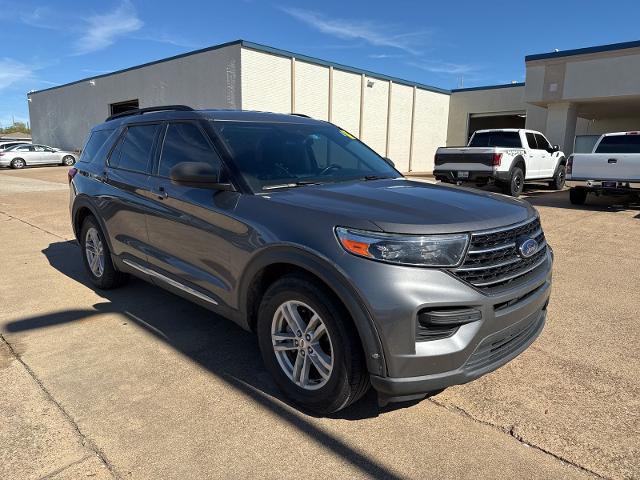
top-left (335, 227), bottom-right (469, 267)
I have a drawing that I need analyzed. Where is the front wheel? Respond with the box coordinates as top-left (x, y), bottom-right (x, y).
top-left (503, 167), bottom-right (525, 197)
top-left (549, 163), bottom-right (566, 190)
top-left (257, 275), bottom-right (370, 414)
top-left (10, 158), bottom-right (25, 169)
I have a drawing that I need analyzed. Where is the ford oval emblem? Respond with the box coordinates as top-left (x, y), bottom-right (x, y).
top-left (518, 238), bottom-right (539, 258)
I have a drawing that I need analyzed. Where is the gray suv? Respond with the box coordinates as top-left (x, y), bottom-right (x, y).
top-left (69, 106), bottom-right (552, 414)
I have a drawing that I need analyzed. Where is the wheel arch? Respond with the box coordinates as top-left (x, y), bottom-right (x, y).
top-left (511, 155), bottom-right (526, 176)
top-left (239, 246), bottom-right (387, 376)
top-left (71, 197), bottom-right (115, 253)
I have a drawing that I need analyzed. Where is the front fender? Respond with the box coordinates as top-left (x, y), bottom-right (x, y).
top-left (238, 245), bottom-right (387, 376)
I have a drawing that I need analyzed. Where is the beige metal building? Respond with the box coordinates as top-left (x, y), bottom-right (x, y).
top-left (28, 38), bottom-right (640, 173)
top-left (28, 40), bottom-right (450, 174)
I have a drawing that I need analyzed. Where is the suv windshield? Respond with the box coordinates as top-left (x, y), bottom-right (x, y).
top-left (469, 131), bottom-right (522, 148)
top-left (213, 121), bottom-right (399, 191)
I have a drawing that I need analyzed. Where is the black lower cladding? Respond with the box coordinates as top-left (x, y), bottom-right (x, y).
top-left (464, 311), bottom-right (545, 373)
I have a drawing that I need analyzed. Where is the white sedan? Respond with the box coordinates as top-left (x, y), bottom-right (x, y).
top-left (0, 144), bottom-right (77, 169)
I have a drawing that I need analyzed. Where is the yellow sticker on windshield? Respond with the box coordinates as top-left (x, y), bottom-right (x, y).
top-left (339, 129), bottom-right (356, 139)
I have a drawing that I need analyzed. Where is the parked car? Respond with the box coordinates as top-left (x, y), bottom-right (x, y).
top-left (434, 129), bottom-right (566, 197)
top-left (0, 140), bottom-right (31, 151)
top-left (567, 131), bottom-right (640, 205)
top-left (69, 106), bottom-right (553, 414)
top-left (0, 144), bottom-right (77, 168)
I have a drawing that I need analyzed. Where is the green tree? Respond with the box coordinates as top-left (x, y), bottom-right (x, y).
top-left (0, 122), bottom-right (31, 134)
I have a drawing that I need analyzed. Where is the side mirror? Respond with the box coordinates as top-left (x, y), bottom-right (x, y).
top-left (169, 162), bottom-right (235, 191)
top-left (383, 157), bottom-right (395, 168)
top-left (552, 145), bottom-right (560, 152)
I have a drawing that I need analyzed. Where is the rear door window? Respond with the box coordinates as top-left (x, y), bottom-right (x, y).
top-left (469, 131), bottom-right (522, 148)
top-left (595, 135), bottom-right (640, 153)
top-left (110, 124), bottom-right (160, 174)
top-left (79, 129), bottom-right (115, 164)
top-left (157, 122), bottom-right (220, 177)
top-left (525, 133), bottom-right (537, 149)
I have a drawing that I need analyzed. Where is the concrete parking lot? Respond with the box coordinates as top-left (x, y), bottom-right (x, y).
top-left (1, 166), bottom-right (638, 479)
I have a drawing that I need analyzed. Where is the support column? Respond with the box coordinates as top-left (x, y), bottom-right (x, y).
top-left (545, 102), bottom-right (578, 154)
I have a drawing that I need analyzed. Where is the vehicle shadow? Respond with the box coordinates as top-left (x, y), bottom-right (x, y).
top-left (3, 240), bottom-right (420, 479)
top-left (522, 188), bottom-right (640, 213)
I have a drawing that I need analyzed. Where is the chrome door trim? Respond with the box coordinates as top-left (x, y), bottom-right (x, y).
top-left (122, 258), bottom-right (219, 305)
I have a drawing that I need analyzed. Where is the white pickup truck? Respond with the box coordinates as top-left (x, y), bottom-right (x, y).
top-left (566, 131), bottom-right (640, 205)
top-left (434, 128), bottom-right (566, 197)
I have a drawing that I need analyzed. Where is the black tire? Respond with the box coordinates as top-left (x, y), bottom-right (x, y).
top-left (62, 155), bottom-right (76, 166)
top-left (80, 216), bottom-right (128, 289)
top-left (257, 275), bottom-right (370, 415)
top-left (569, 188), bottom-right (588, 205)
top-left (503, 166), bottom-right (525, 197)
top-left (10, 158), bottom-right (25, 169)
top-left (549, 162), bottom-right (566, 190)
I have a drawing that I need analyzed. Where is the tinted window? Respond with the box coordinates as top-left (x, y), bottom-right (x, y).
top-left (525, 133), bottom-right (537, 149)
top-left (534, 134), bottom-right (551, 150)
top-left (14, 145), bottom-right (34, 152)
top-left (595, 135), bottom-right (640, 154)
top-left (158, 123), bottom-right (219, 177)
top-left (110, 124), bottom-right (159, 173)
top-left (80, 129), bottom-right (115, 164)
top-left (213, 122), bottom-right (397, 191)
top-left (469, 132), bottom-right (522, 148)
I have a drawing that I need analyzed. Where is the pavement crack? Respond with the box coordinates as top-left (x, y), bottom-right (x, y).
top-left (0, 210), bottom-right (67, 240)
top-left (0, 333), bottom-right (120, 480)
top-left (38, 454), bottom-right (93, 479)
top-left (428, 396), bottom-right (607, 479)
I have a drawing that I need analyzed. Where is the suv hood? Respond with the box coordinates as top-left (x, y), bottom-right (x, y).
top-left (265, 178), bottom-right (535, 234)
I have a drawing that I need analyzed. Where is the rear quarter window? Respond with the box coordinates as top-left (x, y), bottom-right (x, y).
top-left (79, 129), bottom-right (115, 164)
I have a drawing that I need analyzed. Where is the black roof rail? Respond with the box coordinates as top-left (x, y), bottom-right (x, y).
top-left (106, 105), bottom-right (194, 122)
top-left (290, 113), bottom-right (311, 118)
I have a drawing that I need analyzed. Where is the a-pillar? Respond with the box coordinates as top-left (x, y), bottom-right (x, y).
top-left (545, 102), bottom-right (578, 154)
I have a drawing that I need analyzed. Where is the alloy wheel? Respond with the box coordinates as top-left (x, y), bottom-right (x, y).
top-left (85, 227), bottom-right (105, 278)
top-left (271, 300), bottom-right (334, 390)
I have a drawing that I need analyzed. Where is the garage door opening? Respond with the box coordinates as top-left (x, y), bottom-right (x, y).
top-left (467, 113), bottom-right (526, 141)
top-left (110, 99), bottom-right (139, 116)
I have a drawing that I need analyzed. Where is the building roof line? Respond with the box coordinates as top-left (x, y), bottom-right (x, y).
top-left (28, 39), bottom-right (450, 96)
top-left (451, 82), bottom-right (525, 93)
top-left (525, 39), bottom-right (640, 61)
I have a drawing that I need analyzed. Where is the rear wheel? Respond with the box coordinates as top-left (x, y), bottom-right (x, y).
top-left (549, 163), bottom-right (566, 190)
top-left (10, 158), bottom-right (25, 169)
top-left (257, 275), bottom-right (369, 414)
top-left (569, 188), bottom-right (588, 205)
top-left (503, 166), bottom-right (525, 197)
top-left (80, 216), bottom-right (128, 289)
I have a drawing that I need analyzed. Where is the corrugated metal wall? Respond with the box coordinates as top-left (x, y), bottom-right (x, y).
top-left (240, 47), bottom-right (450, 173)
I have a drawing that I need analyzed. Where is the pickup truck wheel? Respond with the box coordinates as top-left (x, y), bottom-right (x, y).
top-left (503, 167), bottom-right (524, 197)
top-left (257, 275), bottom-right (370, 414)
top-left (549, 164), bottom-right (566, 190)
top-left (569, 188), bottom-right (588, 205)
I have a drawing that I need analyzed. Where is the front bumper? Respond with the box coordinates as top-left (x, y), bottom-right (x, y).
top-left (340, 246), bottom-right (553, 397)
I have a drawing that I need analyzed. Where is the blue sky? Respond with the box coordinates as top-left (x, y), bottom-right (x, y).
top-left (2, 0), bottom-right (640, 128)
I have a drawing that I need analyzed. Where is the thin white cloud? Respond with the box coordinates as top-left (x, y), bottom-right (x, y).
top-left (408, 60), bottom-right (478, 75)
top-left (20, 6), bottom-right (58, 29)
top-left (368, 53), bottom-right (406, 59)
top-left (73, 1), bottom-right (143, 55)
top-left (280, 7), bottom-right (426, 55)
top-left (0, 58), bottom-right (33, 90)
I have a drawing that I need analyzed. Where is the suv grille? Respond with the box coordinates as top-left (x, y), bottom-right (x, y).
top-left (451, 217), bottom-right (548, 293)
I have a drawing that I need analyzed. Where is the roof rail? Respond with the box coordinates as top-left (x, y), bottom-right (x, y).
top-left (106, 105), bottom-right (194, 122)
top-left (290, 113), bottom-right (311, 118)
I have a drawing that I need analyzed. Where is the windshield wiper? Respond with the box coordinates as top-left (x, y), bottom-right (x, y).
top-left (262, 180), bottom-right (325, 191)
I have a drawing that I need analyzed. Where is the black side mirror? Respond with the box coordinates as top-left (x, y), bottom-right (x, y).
top-left (552, 145), bottom-right (560, 152)
top-left (170, 162), bottom-right (235, 191)
top-left (384, 157), bottom-right (395, 168)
